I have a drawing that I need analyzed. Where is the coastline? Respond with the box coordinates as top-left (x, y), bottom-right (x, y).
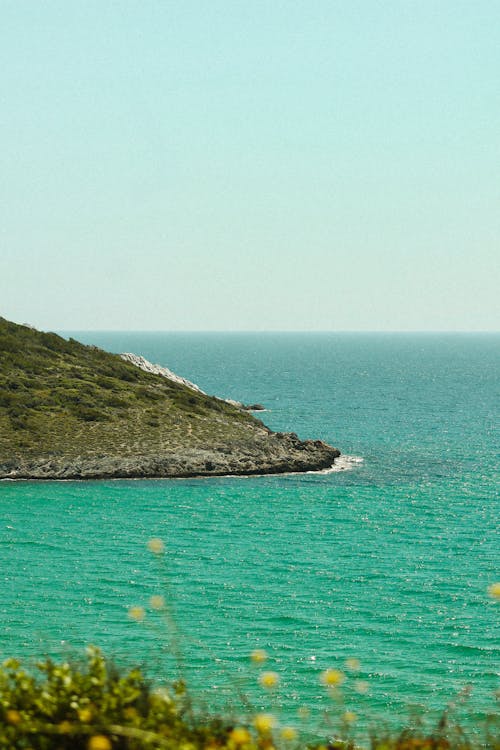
top-left (0, 433), bottom-right (341, 481)
top-left (0, 456), bottom-right (368, 484)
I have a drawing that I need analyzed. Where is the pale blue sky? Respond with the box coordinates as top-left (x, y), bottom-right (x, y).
top-left (1, 1), bottom-right (499, 330)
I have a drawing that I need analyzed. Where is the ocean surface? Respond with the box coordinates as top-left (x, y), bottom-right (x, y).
top-left (1, 333), bottom-right (498, 737)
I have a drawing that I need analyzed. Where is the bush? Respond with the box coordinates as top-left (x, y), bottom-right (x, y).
top-left (0, 647), bottom-right (201, 750)
top-left (0, 647), bottom-right (498, 750)
top-left (69, 405), bottom-right (109, 422)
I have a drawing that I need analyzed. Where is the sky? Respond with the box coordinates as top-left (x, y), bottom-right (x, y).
top-left (1, 1), bottom-right (499, 331)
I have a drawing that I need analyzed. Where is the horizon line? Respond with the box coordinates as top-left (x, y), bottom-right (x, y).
top-left (55, 328), bottom-right (500, 334)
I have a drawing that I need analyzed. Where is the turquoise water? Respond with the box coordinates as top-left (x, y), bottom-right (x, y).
top-left (1, 333), bottom-right (498, 735)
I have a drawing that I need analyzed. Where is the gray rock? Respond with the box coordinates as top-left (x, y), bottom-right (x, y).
top-left (0, 434), bottom-right (340, 480)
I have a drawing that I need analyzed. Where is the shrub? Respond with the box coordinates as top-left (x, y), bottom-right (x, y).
top-left (69, 405), bottom-right (109, 422)
top-left (0, 648), bottom-right (497, 750)
top-left (0, 647), bottom-right (195, 750)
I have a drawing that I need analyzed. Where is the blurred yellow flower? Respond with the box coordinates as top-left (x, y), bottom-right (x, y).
top-left (147, 538), bottom-right (165, 554)
top-left (250, 648), bottom-right (268, 664)
top-left (345, 658), bottom-right (361, 672)
top-left (6, 709), bottom-right (21, 725)
top-left (259, 671), bottom-right (280, 689)
top-left (88, 736), bottom-right (112, 750)
top-left (128, 606), bottom-right (145, 622)
top-left (354, 680), bottom-right (370, 694)
top-left (253, 713), bottom-right (276, 733)
top-left (150, 595), bottom-right (165, 609)
top-left (488, 582), bottom-right (500, 599)
top-left (342, 711), bottom-right (357, 723)
top-left (230, 727), bottom-right (251, 745)
top-left (58, 721), bottom-right (73, 734)
top-left (78, 708), bottom-right (93, 723)
top-left (280, 726), bottom-right (298, 741)
top-left (320, 668), bottom-right (345, 687)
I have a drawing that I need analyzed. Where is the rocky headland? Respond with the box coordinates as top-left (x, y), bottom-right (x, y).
top-left (0, 317), bottom-right (340, 480)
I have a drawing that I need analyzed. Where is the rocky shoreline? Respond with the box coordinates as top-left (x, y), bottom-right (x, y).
top-left (0, 432), bottom-right (340, 480)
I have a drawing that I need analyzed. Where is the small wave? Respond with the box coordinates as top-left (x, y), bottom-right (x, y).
top-left (307, 455), bottom-right (364, 474)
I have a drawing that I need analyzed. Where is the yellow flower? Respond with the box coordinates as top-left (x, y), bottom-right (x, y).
top-left (150, 595), bottom-right (165, 610)
top-left (320, 668), bottom-right (345, 687)
top-left (344, 658), bottom-right (361, 672)
top-left (88, 737), bottom-right (112, 750)
top-left (253, 713), bottom-right (276, 733)
top-left (147, 538), bottom-right (165, 554)
top-left (354, 680), bottom-right (369, 694)
top-left (280, 726), bottom-right (298, 741)
top-left (230, 727), bottom-right (252, 745)
top-left (259, 671), bottom-right (280, 689)
top-left (78, 708), bottom-right (93, 723)
top-left (342, 711), bottom-right (357, 724)
top-left (250, 648), bottom-right (268, 664)
top-left (128, 606), bottom-right (145, 622)
top-left (6, 709), bottom-right (21, 725)
top-left (488, 582), bottom-right (500, 599)
top-left (58, 721), bottom-right (73, 734)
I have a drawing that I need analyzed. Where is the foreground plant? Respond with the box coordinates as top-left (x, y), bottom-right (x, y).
top-left (0, 647), bottom-right (498, 750)
top-left (0, 646), bottom-right (228, 750)
top-left (2, 540), bottom-right (497, 750)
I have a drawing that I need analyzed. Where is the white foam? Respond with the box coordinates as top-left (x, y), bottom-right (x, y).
top-left (307, 455), bottom-right (364, 474)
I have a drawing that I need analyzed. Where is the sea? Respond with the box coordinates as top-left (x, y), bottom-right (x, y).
top-left (1, 332), bottom-right (498, 739)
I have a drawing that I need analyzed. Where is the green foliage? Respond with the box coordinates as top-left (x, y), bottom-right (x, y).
top-left (0, 646), bottom-right (218, 749)
top-left (0, 647), bottom-right (497, 750)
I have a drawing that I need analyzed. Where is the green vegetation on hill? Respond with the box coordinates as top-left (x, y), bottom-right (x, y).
top-left (0, 316), bottom-right (259, 463)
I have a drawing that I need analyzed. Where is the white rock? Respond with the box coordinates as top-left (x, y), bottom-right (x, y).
top-left (120, 352), bottom-right (205, 394)
top-left (224, 398), bottom-right (244, 408)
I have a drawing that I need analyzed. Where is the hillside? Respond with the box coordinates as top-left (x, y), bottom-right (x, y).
top-left (0, 317), bottom-right (340, 479)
